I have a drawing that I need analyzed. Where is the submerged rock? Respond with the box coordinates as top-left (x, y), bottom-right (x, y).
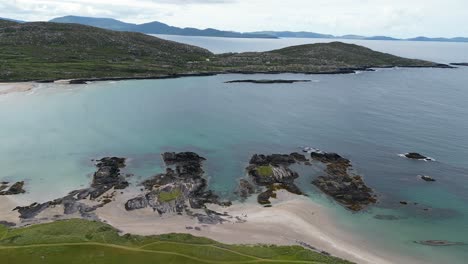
top-left (415, 240), bottom-right (466, 246)
top-left (311, 151), bottom-right (376, 211)
top-left (0, 181), bottom-right (26, 195)
top-left (374, 215), bottom-right (406, 221)
top-left (235, 179), bottom-right (256, 200)
top-left (225, 79), bottom-right (311, 84)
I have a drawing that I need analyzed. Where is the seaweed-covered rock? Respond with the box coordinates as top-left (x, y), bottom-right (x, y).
top-left (0, 181), bottom-right (26, 195)
top-left (311, 152), bottom-right (376, 211)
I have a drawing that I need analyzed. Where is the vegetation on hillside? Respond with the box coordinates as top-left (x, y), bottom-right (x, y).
top-left (0, 20), bottom-right (442, 82)
top-left (0, 20), bottom-right (212, 81)
top-left (0, 219), bottom-right (353, 264)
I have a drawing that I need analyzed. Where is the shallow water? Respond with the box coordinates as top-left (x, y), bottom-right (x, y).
top-left (1, 38), bottom-right (468, 263)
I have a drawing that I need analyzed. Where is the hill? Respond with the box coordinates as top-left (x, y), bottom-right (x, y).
top-left (209, 42), bottom-right (440, 73)
top-left (0, 21), bottom-right (213, 81)
top-left (50, 15), bottom-right (276, 39)
top-left (0, 21), bottom-right (445, 82)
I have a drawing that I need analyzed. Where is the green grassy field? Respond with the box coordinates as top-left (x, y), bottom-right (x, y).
top-left (0, 219), bottom-right (353, 263)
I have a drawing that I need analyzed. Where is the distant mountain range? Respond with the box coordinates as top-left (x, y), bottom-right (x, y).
top-left (2, 15), bottom-right (468, 42)
top-left (48, 16), bottom-right (275, 39)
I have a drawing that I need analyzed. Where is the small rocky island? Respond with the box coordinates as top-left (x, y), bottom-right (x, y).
top-left (403, 152), bottom-right (434, 161)
top-left (241, 153), bottom-right (308, 205)
top-left (125, 152), bottom-right (231, 216)
top-left (225, 79), bottom-right (311, 84)
top-left (311, 152), bottom-right (377, 211)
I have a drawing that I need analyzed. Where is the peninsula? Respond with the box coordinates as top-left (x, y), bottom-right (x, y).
top-left (0, 19), bottom-right (449, 83)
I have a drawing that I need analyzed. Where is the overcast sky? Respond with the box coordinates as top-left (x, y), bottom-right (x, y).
top-left (1, 0), bottom-right (467, 38)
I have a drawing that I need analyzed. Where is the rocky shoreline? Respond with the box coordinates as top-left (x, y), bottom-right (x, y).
top-left (0, 64), bottom-right (452, 85)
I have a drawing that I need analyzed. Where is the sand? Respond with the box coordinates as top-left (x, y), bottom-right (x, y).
top-left (95, 189), bottom-right (422, 264)
top-left (0, 187), bottom-right (423, 264)
top-left (0, 83), bottom-right (34, 95)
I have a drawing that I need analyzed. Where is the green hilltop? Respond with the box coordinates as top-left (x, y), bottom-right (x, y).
top-left (0, 19), bottom-right (443, 82)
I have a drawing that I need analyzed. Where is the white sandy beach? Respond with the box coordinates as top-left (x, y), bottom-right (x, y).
top-left (0, 187), bottom-right (424, 264)
top-left (94, 189), bottom-right (423, 264)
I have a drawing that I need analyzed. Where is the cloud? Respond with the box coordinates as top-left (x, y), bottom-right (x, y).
top-left (0, 0), bottom-right (467, 38)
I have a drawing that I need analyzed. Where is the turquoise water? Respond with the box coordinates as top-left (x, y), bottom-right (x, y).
top-left (1, 38), bottom-right (468, 263)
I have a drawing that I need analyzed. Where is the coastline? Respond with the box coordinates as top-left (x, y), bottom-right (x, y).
top-left (0, 64), bottom-right (455, 85)
top-left (94, 189), bottom-right (419, 264)
top-left (0, 189), bottom-right (422, 264)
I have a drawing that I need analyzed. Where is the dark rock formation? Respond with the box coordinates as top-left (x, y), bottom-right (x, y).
top-left (415, 240), bottom-right (466, 246)
top-left (311, 152), bottom-right (376, 211)
top-left (0, 181), bottom-right (26, 195)
top-left (249, 153), bottom-right (306, 166)
top-left (225, 79), bottom-right (311, 84)
top-left (245, 153), bottom-right (308, 205)
top-left (404, 153), bottom-right (433, 161)
top-left (89, 157), bottom-right (129, 199)
top-left (13, 157), bottom-right (127, 219)
top-left (420, 175), bottom-right (436, 182)
top-left (125, 196), bottom-right (148, 211)
top-left (125, 152), bottom-right (230, 216)
top-left (450, 63), bottom-right (468, 66)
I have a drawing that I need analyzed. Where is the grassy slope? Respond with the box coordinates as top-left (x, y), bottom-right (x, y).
top-left (210, 42), bottom-right (437, 72)
top-left (0, 20), bottom-right (212, 81)
top-left (0, 219), bottom-right (352, 264)
top-left (0, 20), bottom-right (440, 82)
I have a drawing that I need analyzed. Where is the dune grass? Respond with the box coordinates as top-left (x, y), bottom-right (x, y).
top-left (0, 219), bottom-right (353, 263)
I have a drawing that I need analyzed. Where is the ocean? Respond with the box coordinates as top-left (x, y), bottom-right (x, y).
top-left (1, 36), bottom-right (468, 263)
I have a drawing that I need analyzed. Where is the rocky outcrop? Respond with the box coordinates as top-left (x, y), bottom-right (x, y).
top-left (244, 153), bottom-right (308, 205)
top-left (311, 152), bottom-right (376, 211)
top-left (125, 152), bottom-right (231, 215)
top-left (450, 63), bottom-right (468, 66)
top-left (0, 181), bottom-right (26, 195)
top-left (420, 175), bottom-right (436, 182)
top-left (13, 157), bottom-right (128, 219)
top-left (89, 157), bottom-right (129, 199)
top-left (225, 79), bottom-right (311, 84)
top-left (404, 153), bottom-right (433, 161)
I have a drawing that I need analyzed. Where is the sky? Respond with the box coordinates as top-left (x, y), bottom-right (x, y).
top-left (1, 0), bottom-right (467, 38)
